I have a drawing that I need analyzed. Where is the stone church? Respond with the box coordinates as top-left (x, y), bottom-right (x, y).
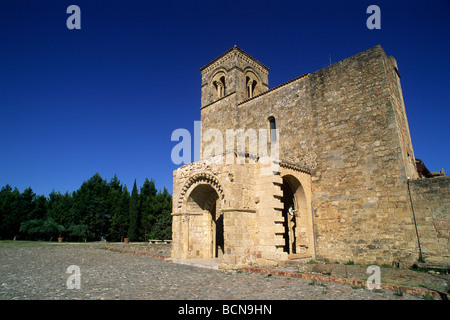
top-left (171, 45), bottom-right (449, 269)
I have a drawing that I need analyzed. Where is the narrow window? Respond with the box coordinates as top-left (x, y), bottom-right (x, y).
top-left (268, 116), bottom-right (277, 142)
top-left (246, 76), bottom-right (257, 99)
top-left (213, 76), bottom-right (226, 99)
top-left (219, 76), bottom-right (225, 98)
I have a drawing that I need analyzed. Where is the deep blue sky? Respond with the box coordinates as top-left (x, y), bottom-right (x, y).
top-left (1, 0), bottom-right (449, 196)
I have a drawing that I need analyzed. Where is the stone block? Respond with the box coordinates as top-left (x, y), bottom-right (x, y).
top-left (312, 264), bottom-right (333, 275)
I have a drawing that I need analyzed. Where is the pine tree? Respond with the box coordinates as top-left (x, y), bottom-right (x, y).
top-left (48, 191), bottom-right (73, 228)
top-left (152, 187), bottom-right (172, 240)
top-left (0, 185), bottom-right (21, 239)
top-left (110, 185), bottom-right (130, 241)
top-left (140, 178), bottom-right (157, 240)
top-left (69, 173), bottom-right (109, 241)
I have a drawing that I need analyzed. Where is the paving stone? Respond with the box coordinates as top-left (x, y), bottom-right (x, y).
top-left (0, 242), bottom-right (434, 300)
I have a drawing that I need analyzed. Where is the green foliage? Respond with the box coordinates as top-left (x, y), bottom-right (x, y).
top-left (0, 174), bottom-right (172, 242)
top-left (66, 224), bottom-right (93, 242)
top-left (0, 185), bottom-right (21, 239)
top-left (127, 180), bottom-right (140, 241)
top-left (19, 217), bottom-right (64, 240)
top-left (110, 185), bottom-right (130, 241)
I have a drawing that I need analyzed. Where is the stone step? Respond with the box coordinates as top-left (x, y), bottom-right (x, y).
top-left (279, 255), bottom-right (313, 268)
top-left (288, 253), bottom-right (312, 260)
top-left (171, 258), bottom-right (220, 270)
top-left (412, 262), bottom-right (450, 272)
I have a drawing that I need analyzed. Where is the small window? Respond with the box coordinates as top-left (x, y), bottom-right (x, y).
top-left (213, 76), bottom-right (226, 99)
top-left (268, 116), bottom-right (277, 142)
top-left (246, 76), bottom-right (257, 99)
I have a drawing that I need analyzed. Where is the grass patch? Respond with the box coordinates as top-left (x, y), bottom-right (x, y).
top-left (410, 266), bottom-right (449, 275)
top-left (393, 288), bottom-right (404, 297)
top-left (0, 240), bottom-right (50, 248)
top-left (308, 279), bottom-right (329, 293)
top-left (422, 293), bottom-right (435, 300)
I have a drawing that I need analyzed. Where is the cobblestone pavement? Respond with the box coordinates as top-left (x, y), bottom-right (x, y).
top-left (0, 242), bottom-right (433, 300)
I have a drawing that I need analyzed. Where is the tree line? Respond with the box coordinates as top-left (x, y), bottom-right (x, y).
top-left (0, 173), bottom-right (172, 242)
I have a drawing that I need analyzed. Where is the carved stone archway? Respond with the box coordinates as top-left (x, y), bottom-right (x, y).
top-left (177, 172), bottom-right (224, 209)
top-left (173, 172), bottom-right (225, 260)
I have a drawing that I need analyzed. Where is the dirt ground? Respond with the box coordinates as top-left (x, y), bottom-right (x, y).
top-left (2, 241), bottom-right (447, 299)
top-left (109, 242), bottom-right (449, 296)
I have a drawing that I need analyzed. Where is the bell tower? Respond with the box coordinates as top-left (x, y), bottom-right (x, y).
top-left (200, 46), bottom-right (270, 109)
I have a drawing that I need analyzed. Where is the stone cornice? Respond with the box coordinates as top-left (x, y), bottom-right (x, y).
top-left (280, 161), bottom-right (311, 175)
top-left (200, 46), bottom-right (269, 76)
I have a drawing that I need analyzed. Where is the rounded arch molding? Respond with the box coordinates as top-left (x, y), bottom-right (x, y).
top-left (177, 172), bottom-right (224, 209)
top-left (243, 67), bottom-right (262, 83)
top-left (210, 67), bottom-right (228, 81)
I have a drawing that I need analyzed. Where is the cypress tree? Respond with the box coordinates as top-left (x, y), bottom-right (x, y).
top-left (127, 180), bottom-right (140, 241)
top-left (140, 178), bottom-right (157, 240)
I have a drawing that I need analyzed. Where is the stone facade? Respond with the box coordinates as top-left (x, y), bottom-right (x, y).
top-left (171, 45), bottom-right (449, 268)
top-left (409, 177), bottom-right (450, 264)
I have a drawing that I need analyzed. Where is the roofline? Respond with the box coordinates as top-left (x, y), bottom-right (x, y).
top-left (200, 45), bottom-right (270, 72)
top-left (237, 45), bottom-right (385, 106)
top-left (237, 73), bottom-right (309, 106)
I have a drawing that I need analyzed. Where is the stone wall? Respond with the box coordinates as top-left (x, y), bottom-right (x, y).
top-left (173, 45), bottom-right (448, 268)
top-left (409, 177), bottom-right (450, 264)
top-left (171, 158), bottom-right (316, 268)
top-left (171, 159), bottom-right (261, 263)
top-left (303, 46), bottom-right (420, 265)
top-left (199, 45), bottom-right (421, 265)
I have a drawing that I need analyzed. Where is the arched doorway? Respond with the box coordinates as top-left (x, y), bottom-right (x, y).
top-left (281, 174), bottom-right (309, 256)
top-left (281, 178), bottom-right (296, 254)
top-left (186, 184), bottom-right (224, 259)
